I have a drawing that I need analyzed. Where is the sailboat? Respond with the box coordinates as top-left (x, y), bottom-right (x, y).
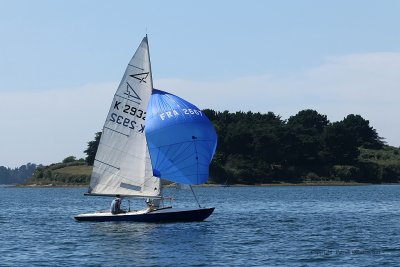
top-left (74, 36), bottom-right (217, 222)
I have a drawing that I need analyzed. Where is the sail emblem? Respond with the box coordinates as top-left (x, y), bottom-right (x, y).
top-left (125, 82), bottom-right (141, 100)
top-left (130, 72), bottom-right (149, 83)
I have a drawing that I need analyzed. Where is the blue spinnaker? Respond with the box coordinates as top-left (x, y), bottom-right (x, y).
top-left (145, 89), bottom-right (217, 185)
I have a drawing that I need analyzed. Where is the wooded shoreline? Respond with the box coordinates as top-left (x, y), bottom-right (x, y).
top-left (14, 180), bottom-right (397, 188)
top-left (3, 110), bottom-right (400, 186)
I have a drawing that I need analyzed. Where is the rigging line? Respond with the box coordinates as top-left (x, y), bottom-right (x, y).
top-left (190, 185), bottom-right (201, 208)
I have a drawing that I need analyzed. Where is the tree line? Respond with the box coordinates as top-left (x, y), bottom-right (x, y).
top-left (0, 163), bottom-right (39, 184)
top-left (84, 109), bottom-right (400, 184)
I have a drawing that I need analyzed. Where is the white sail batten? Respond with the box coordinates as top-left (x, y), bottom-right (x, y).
top-left (88, 36), bottom-right (161, 197)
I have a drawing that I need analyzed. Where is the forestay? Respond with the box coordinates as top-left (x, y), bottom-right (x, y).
top-left (88, 37), bottom-right (160, 197)
top-left (145, 89), bottom-right (218, 185)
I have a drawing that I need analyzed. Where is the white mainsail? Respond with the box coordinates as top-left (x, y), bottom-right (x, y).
top-left (88, 36), bottom-right (160, 197)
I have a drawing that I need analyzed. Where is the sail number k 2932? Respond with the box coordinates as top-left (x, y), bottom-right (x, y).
top-left (123, 105), bottom-right (146, 120)
top-left (109, 100), bottom-right (146, 132)
top-left (113, 101), bottom-right (146, 120)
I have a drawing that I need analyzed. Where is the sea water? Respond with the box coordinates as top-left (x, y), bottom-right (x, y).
top-left (0, 185), bottom-right (399, 266)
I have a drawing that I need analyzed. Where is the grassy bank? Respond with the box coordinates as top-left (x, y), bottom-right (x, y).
top-left (27, 162), bottom-right (91, 186)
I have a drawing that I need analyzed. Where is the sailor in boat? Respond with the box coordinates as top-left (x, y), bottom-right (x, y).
top-left (145, 198), bottom-right (161, 212)
top-left (110, 195), bottom-right (126, 214)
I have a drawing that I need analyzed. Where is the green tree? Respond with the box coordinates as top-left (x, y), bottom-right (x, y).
top-left (287, 109), bottom-right (329, 132)
top-left (62, 156), bottom-right (76, 163)
top-left (84, 132), bottom-right (102, 166)
top-left (253, 112), bottom-right (286, 164)
top-left (341, 114), bottom-right (384, 149)
top-left (285, 109), bottom-right (330, 166)
top-left (321, 121), bottom-right (359, 164)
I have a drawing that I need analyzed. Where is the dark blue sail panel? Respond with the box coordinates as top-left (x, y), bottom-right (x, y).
top-left (145, 89), bottom-right (217, 184)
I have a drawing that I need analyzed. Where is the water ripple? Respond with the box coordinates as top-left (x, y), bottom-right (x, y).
top-left (0, 185), bottom-right (400, 266)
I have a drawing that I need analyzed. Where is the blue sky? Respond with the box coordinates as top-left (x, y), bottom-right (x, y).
top-left (1, 0), bottom-right (400, 167)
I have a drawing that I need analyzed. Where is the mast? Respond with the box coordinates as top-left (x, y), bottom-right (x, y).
top-left (145, 34), bottom-right (154, 88)
top-left (145, 35), bottom-right (162, 198)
